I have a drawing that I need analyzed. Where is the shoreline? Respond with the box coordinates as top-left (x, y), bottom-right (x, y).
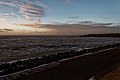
top-left (0, 43), bottom-right (120, 80)
top-left (15, 47), bottom-right (120, 80)
top-left (0, 48), bottom-right (115, 80)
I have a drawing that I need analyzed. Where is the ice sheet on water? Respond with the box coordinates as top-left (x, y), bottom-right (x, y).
top-left (0, 36), bottom-right (120, 56)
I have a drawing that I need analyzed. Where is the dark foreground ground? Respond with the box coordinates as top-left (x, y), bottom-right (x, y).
top-left (99, 63), bottom-right (120, 80)
top-left (16, 48), bottom-right (120, 80)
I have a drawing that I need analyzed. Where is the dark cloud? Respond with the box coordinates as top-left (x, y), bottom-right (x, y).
top-left (75, 21), bottom-right (114, 27)
top-left (95, 23), bottom-right (113, 26)
top-left (0, 29), bottom-right (14, 32)
top-left (47, 21), bottom-right (64, 25)
top-left (78, 21), bottom-right (95, 24)
top-left (47, 20), bottom-right (119, 27)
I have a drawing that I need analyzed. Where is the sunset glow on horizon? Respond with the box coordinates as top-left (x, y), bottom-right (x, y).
top-left (0, 0), bottom-right (120, 35)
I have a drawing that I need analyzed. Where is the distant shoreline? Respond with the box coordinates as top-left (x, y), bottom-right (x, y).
top-left (82, 33), bottom-right (120, 37)
top-left (0, 33), bottom-right (120, 37)
top-left (0, 35), bottom-right (81, 38)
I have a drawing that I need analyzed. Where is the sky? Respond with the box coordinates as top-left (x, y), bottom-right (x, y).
top-left (0, 0), bottom-right (120, 35)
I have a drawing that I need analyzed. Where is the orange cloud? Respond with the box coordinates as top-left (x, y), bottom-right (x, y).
top-left (15, 23), bottom-right (41, 28)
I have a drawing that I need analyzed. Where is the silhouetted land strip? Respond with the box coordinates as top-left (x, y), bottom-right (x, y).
top-left (0, 43), bottom-right (120, 80)
top-left (0, 35), bottom-right (80, 39)
top-left (82, 33), bottom-right (120, 37)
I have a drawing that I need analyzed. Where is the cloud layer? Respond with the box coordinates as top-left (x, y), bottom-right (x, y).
top-left (0, 0), bottom-right (46, 23)
top-left (39, 23), bottom-right (120, 35)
